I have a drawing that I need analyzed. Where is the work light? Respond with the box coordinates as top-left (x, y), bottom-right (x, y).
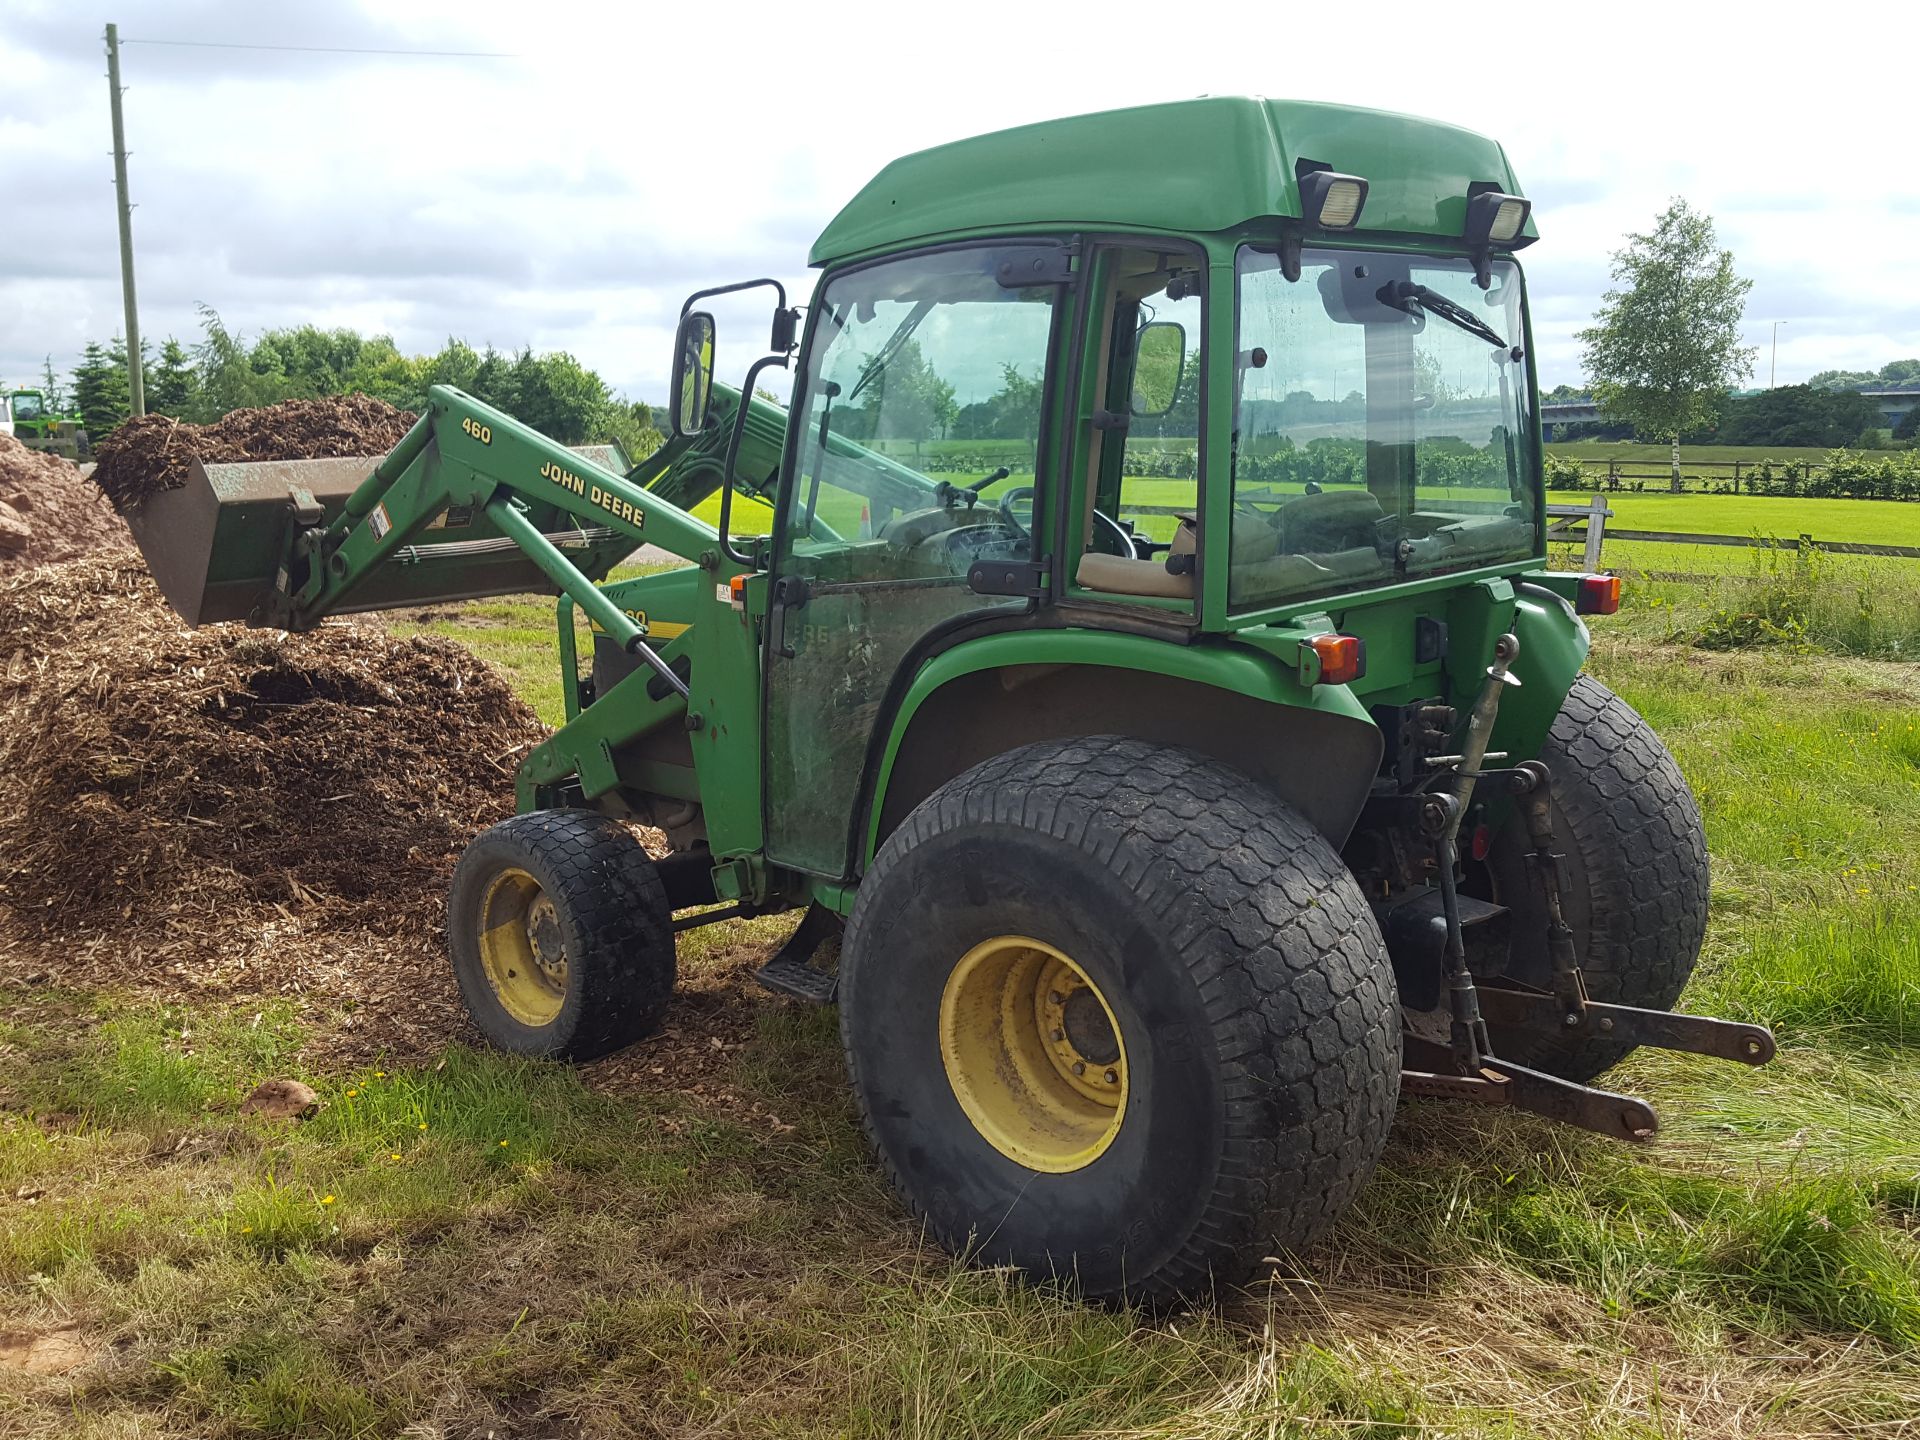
top-left (1465, 189), bottom-right (1532, 246)
top-left (1299, 169), bottom-right (1369, 230)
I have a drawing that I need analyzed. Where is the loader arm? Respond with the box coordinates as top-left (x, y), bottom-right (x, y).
top-left (263, 385), bottom-right (724, 652)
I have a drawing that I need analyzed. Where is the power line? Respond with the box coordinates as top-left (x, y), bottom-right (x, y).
top-left (123, 37), bottom-right (517, 59)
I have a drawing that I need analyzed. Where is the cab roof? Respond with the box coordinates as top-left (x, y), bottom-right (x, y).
top-left (810, 95), bottom-right (1534, 267)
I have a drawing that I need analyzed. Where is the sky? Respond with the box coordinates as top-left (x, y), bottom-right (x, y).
top-left (2, 0), bottom-right (1915, 407)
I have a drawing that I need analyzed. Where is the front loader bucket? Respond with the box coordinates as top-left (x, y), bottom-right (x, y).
top-left (124, 444), bottom-right (633, 626)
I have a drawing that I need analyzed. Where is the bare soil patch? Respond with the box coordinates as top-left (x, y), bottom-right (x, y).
top-left (0, 1326), bottom-right (97, 1376)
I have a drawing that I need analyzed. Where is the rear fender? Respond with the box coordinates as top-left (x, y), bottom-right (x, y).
top-left (866, 630), bottom-right (1383, 866)
top-left (1489, 584), bottom-right (1591, 760)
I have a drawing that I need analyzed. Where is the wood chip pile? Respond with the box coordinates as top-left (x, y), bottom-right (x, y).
top-left (89, 394), bottom-right (417, 510)
top-left (0, 434), bottom-right (131, 574)
top-left (0, 555), bottom-right (547, 962)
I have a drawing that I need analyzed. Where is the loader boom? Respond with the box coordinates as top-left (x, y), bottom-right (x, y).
top-left (265, 385), bottom-right (723, 656)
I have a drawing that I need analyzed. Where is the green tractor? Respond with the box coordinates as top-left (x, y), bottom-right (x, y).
top-left (125, 97), bottom-right (1772, 1303)
top-left (1, 389), bottom-right (90, 460)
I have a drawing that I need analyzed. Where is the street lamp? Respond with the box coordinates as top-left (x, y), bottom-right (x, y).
top-left (1771, 320), bottom-right (1788, 389)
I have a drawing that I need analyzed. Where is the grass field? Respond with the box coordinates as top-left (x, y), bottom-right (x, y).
top-left (4, 582), bottom-right (1918, 1435)
top-left (1549, 490), bottom-right (1920, 546)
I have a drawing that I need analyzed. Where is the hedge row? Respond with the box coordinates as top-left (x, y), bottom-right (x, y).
top-left (1547, 449), bottom-right (1920, 501)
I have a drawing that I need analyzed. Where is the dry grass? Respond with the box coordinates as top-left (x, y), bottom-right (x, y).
top-left (1, 598), bottom-right (1916, 1437)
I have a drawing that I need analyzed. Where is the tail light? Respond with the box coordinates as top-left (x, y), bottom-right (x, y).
top-left (1576, 574), bottom-right (1622, 615)
top-left (1307, 632), bottom-right (1367, 686)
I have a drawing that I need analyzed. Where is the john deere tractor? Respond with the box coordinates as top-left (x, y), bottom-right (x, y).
top-left (1, 389), bottom-right (90, 460)
top-left (125, 97), bottom-right (1772, 1303)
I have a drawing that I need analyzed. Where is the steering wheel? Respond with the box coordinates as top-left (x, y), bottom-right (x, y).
top-left (997, 485), bottom-right (1037, 539)
top-left (998, 486), bottom-right (1138, 557)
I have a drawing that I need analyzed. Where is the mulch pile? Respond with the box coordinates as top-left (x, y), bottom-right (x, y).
top-left (89, 394), bottom-right (416, 510)
top-left (0, 434), bottom-right (131, 574)
top-left (0, 555), bottom-right (548, 1057)
top-left (0, 443), bottom-right (794, 1086)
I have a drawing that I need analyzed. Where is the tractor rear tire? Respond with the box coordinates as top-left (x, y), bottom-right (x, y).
top-left (1482, 676), bottom-right (1709, 1081)
top-left (839, 736), bottom-right (1401, 1304)
top-left (447, 809), bottom-right (675, 1061)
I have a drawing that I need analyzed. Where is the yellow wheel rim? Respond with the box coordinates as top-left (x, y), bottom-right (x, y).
top-left (476, 867), bottom-right (568, 1027)
top-left (938, 935), bottom-right (1128, 1173)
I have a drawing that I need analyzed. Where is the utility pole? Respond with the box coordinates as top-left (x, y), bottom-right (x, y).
top-left (1770, 320), bottom-right (1787, 390)
top-left (105, 22), bottom-right (144, 417)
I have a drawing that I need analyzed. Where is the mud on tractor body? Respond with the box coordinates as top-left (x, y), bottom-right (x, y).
top-left (122, 97), bottom-right (1772, 1303)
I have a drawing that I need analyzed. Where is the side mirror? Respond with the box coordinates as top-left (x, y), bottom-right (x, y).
top-left (1131, 320), bottom-right (1186, 417)
top-left (670, 311), bottom-right (716, 437)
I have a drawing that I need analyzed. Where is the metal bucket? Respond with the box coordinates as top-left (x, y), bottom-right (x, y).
top-left (124, 444), bottom-right (633, 626)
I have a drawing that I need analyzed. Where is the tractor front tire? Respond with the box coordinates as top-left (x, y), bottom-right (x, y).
top-left (839, 737), bottom-right (1400, 1304)
top-left (1482, 676), bottom-right (1709, 1081)
top-left (447, 809), bottom-right (676, 1061)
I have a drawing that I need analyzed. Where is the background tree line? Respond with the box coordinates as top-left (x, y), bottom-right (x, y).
top-left (1545, 378), bottom-right (1911, 448)
top-left (39, 309), bottom-right (664, 460)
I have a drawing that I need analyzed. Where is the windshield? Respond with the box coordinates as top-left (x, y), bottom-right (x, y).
top-left (1231, 247), bottom-right (1539, 611)
top-left (789, 247), bottom-right (1057, 558)
top-left (9, 393), bottom-right (43, 422)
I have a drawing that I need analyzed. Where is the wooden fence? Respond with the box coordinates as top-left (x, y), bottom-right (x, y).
top-left (1569, 458), bottom-right (1824, 491)
top-left (1545, 497), bottom-right (1920, 566)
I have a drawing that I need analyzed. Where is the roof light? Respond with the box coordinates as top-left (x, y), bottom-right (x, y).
top-left (1299, 170), bottom-right (1369, 231)
top-left (1465, 189), bottom-right (1532, 247)
top-left (1575, 574), bottom-right (1622, 615)
top-left (1304, 632), bottom-right (1367, 686)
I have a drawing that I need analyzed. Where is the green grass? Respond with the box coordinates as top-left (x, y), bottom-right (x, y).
top-left (1568, 541), bottom-right (1920, 659)
top-left (1550, 489), bottom-right (1920, 546)
top-left (4, 593), bottom-right (1920, 1435)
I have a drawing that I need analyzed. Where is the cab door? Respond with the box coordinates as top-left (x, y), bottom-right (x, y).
top-left (761, 242), bottom-right (1075, 878)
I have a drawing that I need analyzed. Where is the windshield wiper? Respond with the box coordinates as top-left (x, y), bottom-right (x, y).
top-left (1379, 280), bottom-right (1511, 352)
top-left (848, 299), bottom-right (934, 403)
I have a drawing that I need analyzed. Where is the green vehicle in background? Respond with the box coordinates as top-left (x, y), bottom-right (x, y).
top-left (1, 389), bottom-right (89, 460)
top-left (127, 96), bottom-right (1774, 1303)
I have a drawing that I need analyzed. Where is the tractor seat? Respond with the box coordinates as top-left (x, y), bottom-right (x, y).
top-left (1075, 513), bottom-right (1196, 599)
top-left (1075, 551), bottom-right (1194, 599)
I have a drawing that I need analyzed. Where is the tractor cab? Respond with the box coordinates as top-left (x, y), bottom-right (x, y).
top-left (666, 96), bottom-right (1548, 877)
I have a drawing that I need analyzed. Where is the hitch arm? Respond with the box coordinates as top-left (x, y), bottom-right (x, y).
top-left (1475, 985), bottom-right (1776, 1066)
top-left (1403, 1036), bottom-right (1660, 1141)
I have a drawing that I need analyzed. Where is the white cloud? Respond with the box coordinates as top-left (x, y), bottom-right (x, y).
top-left (2, 0), bottom-right (1914, 401)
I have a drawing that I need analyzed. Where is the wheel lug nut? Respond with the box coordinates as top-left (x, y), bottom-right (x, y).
top-left (1049, 992), bottom-right (1064, 1006)
top-left (1072, 1061), bottom-right (1086, 1076)
top-left (1050, 1028), bottom-right (1065, 1042)
top-left (1105, 1069), bottom-right (1118, 1085)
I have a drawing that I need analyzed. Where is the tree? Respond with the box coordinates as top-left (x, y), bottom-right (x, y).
top-left (148, 338), bottom-right (197, 417)
top-left (1895, 407), bottom-right (1919, 442)
top-left (70, 340), bottom-right (131, 437)
top-left (1806, 367), bottom-right (1877, 391)
top-left (37, 357), bottom-right (67, 413)
top-left (1720, 384), bottom-right (1882, 448)
top-left (499, 348), bottom-right (611, 444)
top-left (592, 399), bottom-right (665, 464)
top-left (190, 307), bottom-right (299, 419)
top-left (844, 341), bottom-right (956, 442)
top-left (1579, 199), bottom-right (1754, 490)
top-left (955, 363), bottom-right (1045, 440)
